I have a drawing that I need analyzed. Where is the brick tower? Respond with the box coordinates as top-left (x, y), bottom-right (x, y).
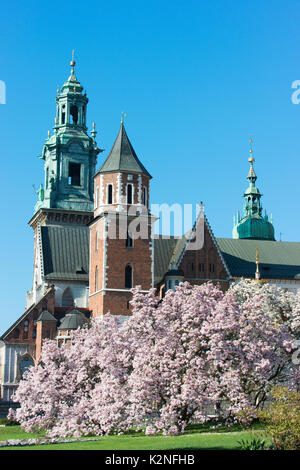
top-left (89, 120), bottom-right (154, 318)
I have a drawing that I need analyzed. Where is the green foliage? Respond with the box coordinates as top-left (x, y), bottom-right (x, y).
top-left (236, 407), bottom-right (257, 428)
top-left (0, 417), bottom-right (19, 426)
top-left (237, 436), bottom-right (266, 450)
top-left (258, 386), bottom-right (300, 450)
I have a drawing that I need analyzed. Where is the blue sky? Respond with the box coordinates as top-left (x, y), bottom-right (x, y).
top-left (0, 0), bottom-right (300, 333)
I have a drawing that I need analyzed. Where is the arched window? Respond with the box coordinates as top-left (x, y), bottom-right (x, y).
top-left (125, 265), bottom-right (133, 289)
top-left (62, 288), bottom-right (74, 307)
top-left (127, 184), bottom-right (133, 205)
top-left (70, 105), bottom-right (78, 124)
top-left (61, 104), bottom-right (66, 124)
top-left (107, 184), bottom-right (113, 204)
top-left (19, 355), bottom-right (34, 378)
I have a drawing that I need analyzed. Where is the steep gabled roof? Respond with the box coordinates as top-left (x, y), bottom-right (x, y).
top-left (0, 286), bottom-right (55, 340)
top-left (97, 123), bottom-right (151, 177)
top-left (153, 210), bottom-right (231, 285)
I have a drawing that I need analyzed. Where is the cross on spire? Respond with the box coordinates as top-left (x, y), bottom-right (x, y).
top-left (121, 112), bottom-right (127, 124)
top-left (249, 134), bottom-right (254, 161)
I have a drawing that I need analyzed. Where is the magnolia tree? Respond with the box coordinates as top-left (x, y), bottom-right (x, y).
top-left (9, 281), bottom-right (299, 437)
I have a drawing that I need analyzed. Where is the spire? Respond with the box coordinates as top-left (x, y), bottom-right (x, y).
top-left (232, 137), bottom-right (275, 241)
top-left (70, 49), bottom-right (76, 76)
top-left (98, 121), bottom-right (151, 177)
top-left (247, 136), bottom-right (257, 182)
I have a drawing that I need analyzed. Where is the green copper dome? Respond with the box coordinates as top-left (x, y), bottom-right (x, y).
top-left (233, 153), bottom-right (275, 241)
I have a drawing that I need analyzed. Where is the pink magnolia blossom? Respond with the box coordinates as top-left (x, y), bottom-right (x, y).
top-left (9, 280), bottom-right (299, 436)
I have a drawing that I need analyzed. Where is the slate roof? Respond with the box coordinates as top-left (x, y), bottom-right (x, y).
top-left (36, 310), bottom-right (57, 322)
top-left (97, 123), bottom-right (151, 177)
top-left (153, 236), bottom-right (186, 285)
top-left (39, 224), bottom-right (300, 286)
top-left (58, 309), bottom-right (89, 330)
top-left (41, 226), bottom-right (89, 281)
top-left (216, 238), bottom-right (300, 280)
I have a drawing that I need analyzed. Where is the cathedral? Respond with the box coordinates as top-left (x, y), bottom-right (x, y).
top-left (1, 58), bottom-right (300, 405)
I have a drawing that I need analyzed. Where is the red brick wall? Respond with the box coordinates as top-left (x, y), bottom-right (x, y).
top-left (178, 222), bottom-right (229, 290)
top-left (89, 211), bottom-right (153, 318)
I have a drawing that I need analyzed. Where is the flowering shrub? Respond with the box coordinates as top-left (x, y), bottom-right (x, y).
top-left (9, 281), bottom-right (298, 437)
top-left (258, 386), bottom-right (300, 450)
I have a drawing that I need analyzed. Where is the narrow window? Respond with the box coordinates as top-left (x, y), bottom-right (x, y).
top-left (61, 105), bottom-right (66, 124)
top-left (126, 232), bottom-right (133, 248)
top-left (127, 184), bottom-right (133, 205)
top-left (107, 184), bottom-right (113, 204)
top-left (125, 265), bottom-right (133, 289)
top-left (70, 105), bottom-right (78, 124)
top-left (142, 187), bottom-right (147, 206)
top-left (68, 162), bottom-right (81, 186)
top-left (46, 168), bottom-right (49, 190)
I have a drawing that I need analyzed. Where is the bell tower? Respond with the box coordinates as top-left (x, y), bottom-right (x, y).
top-left (27, 55), bottom-right (101, 310)
top-left (35, 52), bottom-right (101, 213)
top-left (89, 119), bottom-right (155, 318)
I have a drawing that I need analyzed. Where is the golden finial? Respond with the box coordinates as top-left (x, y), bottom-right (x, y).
top-left (70, 49), bottom-right (76, 76)
top-left (47, 130), bottom-right (50, 139)
top-left (57, 86), bottom-right (60, 94)
top-left (121, 112), bottom-right (127, 124)
top-left (92, 122), bottom-right (96, 129)
top-left (70, 49), bottom-right (76, 67)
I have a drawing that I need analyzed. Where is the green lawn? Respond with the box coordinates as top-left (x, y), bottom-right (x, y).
top-left (0, 423), bottom-right (270, 450)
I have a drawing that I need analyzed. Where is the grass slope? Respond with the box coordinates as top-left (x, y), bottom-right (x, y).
top-left (0, 424), bottom-right (269, 451)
